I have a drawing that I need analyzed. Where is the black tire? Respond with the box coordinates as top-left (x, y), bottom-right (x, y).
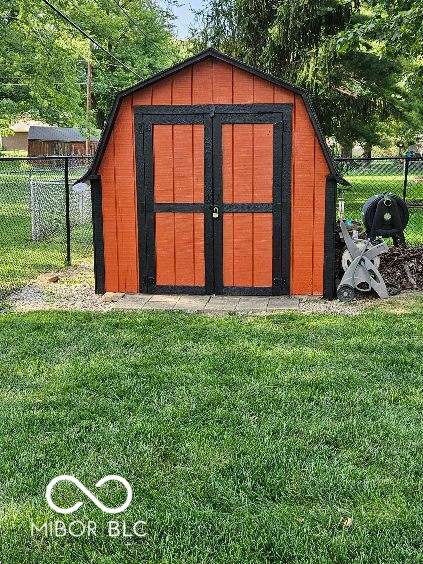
top-left (337, 285), bottom-right (356, 302)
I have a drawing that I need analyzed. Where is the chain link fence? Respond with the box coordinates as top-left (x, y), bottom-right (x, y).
top-left (1, 155), bottom-right (422, 302)
top-left (0, 156), bottom-right (93, 301)
top-left (335, 157), bottom-right (423, 246)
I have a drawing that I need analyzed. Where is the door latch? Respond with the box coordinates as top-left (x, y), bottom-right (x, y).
top-left (212, 206), bottom-right (219, 219)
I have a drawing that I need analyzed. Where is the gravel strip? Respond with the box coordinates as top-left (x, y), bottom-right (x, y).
top-left (3, 263), bottom-right (422, 316)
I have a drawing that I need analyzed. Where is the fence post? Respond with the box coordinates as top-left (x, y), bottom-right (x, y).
top-left (64, 157), bottom-right (71, 265)
top-left (402, 157), bottom-right (410, 201)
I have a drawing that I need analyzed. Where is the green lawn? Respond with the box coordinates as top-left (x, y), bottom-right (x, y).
top-left (0, 162), bottom-right (92, 298)
top-left (0, 306), bottom-right (422, 563)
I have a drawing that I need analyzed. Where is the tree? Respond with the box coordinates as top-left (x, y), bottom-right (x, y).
top-left (193, 0), bottom-right (415, 153)
top-left (366, 0), bottom-right (423, 58)
top-left (0, 0), bottom-right (181, 133)
top-left (0, 0), bottom-right (85, 132)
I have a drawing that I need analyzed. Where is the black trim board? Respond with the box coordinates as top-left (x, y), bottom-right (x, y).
top-left (78, 48), bottom-right (346, 185)
top-left (154, 203), bottom-right (204, 212)
top-left (138, 104), bottom-right (289, 115)
top-left (151, 286), bottom-right (207, 295)
top-left (134, 113), bottom-right (147, 292)
top-left (203, 114), bottom-right (214, 294)
top-left (153, 203), bottom-right (277, 213)
top-left (323, 176), bottom-right (337, 300)
top-left (136, 105), bottom-right (291, 296)
top-left (222, 203), bottom-right (273, 212)
top-left (221, 287), bottom-right (273, 296)
top-left (90, 175), bottom-right (105, 294)
top-left (141, 286), bottom-right (275, 296)
top-left (212, 108), bottom-right (222, 294)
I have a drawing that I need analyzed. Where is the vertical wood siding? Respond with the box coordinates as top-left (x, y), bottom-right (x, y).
top-left (99, 57), bottom-right (329, 295)
top-left (153, 122), bottom-right (205, 287)
top-left (222, 123), bottom-right (274, 288)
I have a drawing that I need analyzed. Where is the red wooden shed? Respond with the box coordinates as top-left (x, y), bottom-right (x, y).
top-left (81, 49), bottom-right (346, 298)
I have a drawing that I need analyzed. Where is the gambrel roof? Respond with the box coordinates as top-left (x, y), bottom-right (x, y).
top-left (81, 48), bottom-right (346, 184)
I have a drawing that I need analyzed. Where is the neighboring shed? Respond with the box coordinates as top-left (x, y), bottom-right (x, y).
top-left (81, 48), bottom-right (346, 298)
top-left (28, 126), bottom-right (98, 156)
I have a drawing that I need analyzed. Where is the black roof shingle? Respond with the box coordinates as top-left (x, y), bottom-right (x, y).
top-left (28, 126), bottom-right (98, 142)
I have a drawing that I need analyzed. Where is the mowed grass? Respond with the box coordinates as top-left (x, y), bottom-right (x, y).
top-left (345, 173), bottom-right (423, 245)
top-left (0, 163), bottom-right (92, 298)
top-left (0, 306), bottom-right (422, 563)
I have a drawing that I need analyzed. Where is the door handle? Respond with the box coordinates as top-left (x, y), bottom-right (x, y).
top-left (212, 206), bottom-right (219, 219)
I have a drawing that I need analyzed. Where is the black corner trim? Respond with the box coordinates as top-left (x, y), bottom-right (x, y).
top-left (134, 112), bottom-right (146, 292)
top-left (90, 175), bottom-right (105, 294)
top-left (323, 176), bottom-right (337, 300)
top-left (280, 108), bottom-right (292, 294)
top-left (77, 48), bottom-right (346, 185)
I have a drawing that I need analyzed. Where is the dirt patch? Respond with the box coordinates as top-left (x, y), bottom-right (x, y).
top-left (6, 263), bottom-right (110, 312)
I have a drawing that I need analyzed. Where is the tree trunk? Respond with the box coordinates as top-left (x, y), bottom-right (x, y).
top-left (362, 143), bottom-right (372, 159)
top-left (340, 144), bottom-right (353, 158)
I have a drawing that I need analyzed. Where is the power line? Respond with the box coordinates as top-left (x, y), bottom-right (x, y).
top-left (108, 0), bottom-right (141, 31)
top-left (2, 82), bottom-right (88, 86)
top-left (38, 0), bottom-right (138, 76)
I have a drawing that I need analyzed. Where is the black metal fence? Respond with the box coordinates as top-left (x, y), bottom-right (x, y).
top-left (0, 156), bottom-right (93, 300)
top-left (334, 157), bottom-right (423, 246)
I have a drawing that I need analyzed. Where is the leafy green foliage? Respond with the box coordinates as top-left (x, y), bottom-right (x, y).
top-left (194, 0), bottom-right (422, 151)
top-left (366, 0), bottom-right (423, 58)
top-left (0, 0), bottom-right (181, 131)
top-left (363, 0), bottom-right (423, 148)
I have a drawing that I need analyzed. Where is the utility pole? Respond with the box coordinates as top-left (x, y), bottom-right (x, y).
top-left (86, 58), bottom-right (92, 154)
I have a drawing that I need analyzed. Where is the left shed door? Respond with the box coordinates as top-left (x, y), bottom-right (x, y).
top-left (137, 113), bottom-right (213, 293)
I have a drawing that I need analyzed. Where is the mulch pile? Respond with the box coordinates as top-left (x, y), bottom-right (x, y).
top-left (379, 246), bottom-right (423, 291)
top-left (335, 241), bottom-right (423, 294)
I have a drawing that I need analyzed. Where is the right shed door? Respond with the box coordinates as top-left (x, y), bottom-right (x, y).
top-left (213, 110), bottom-right (291, 295)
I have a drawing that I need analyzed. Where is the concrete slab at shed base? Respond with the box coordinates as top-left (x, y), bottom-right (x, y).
top-left (111, 294), bottom-right (301, 313)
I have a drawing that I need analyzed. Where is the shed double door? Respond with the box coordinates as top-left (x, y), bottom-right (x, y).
top-left (136, 105), bottom-right (292, 295)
